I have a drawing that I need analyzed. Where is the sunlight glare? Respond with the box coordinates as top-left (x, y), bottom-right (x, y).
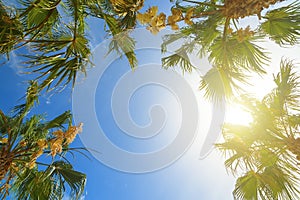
top-left (225, 103), bottom-right (253, 125)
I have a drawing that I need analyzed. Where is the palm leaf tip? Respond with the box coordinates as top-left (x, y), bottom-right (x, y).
top-left (162, 47), bottom-right (195, 73)
top-left (199, 66), bottom-right (246, 102)
top-left (260, 1), bottom-right (300, 46)
top-left (52, 161), bottom-right (86, 199)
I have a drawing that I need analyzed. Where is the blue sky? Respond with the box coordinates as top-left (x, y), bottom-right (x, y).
top-left (69, 26), bottom-right (235, 199)
top-left (1, 0), bottom-right (300, 199)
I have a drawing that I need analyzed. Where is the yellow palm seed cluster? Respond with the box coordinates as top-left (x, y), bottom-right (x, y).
top-left (223, 0), bottom-right (285, 19)
top-left (168, 8), bottom-right (182, 30)
top-left (26, 123), bottom-right (83, 169)
top-left (136, 6), bottom-right (158, 24)
top-left (147, 13), bottom-right (166, 34)
top-left (28, 139), bottom-right (48, 169)
top-left (64, 123), bottom-right (83, 145)
top-left (110, 0), bottom-right (144, 14)
top-left (50, 123), bottom-right (83, 157)
top-left (49, 137), bottom-right (64, 157)
top-left (0, 123), bottom-right (84, 180)
top-left (0, 138), bottom-right (8, 144)
top-left (37, 139), bottom-right (48, 149)
top-left (19, 140), bottom-right (27, 147)
top-left (27, 160), bottom-right (36, 169)
top-left (10, 162), bottom-right (19, 172)
top-left (137, 7), bottom-right (195, 34)
top-left (53, 130), bottom-right (64, 138)
top-left (234, 26), bottom-right (254, 42)
top-left (184, 8), bottom-right (194, 25)
top-left (137, 6), bottom-right (166, 34)
top-left (0, 154), bottom-right (11, 180)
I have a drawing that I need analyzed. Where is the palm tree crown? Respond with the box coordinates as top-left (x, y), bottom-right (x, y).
top-left (217, 59), bottom-right (300, 200)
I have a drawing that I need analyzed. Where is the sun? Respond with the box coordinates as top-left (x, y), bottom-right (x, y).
top-left (225, 103), bottom-right (253, 125)
top-left (225, 70), bottom-right (277, 125)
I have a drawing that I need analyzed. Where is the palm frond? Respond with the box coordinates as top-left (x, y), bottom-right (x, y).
top-left (217, 59), bottom-right (300, 200)
top-left (1, 107), bottom-right (86, 199)
top-left (50, 161), bottom-right (86, 199)
top-left (233, 170), bottom-right (260, 200)
top-left (161, 30), bottom-right (192, 54)
top-left (44, 110), bottom-right (72, 130)
top-left (162, 44), bottom-right (195, 73)
top-left (13, 80), bottom-right (39, 116)
top-left (109, 0), bottom-right (143, 29)
top-left (199, 66), bottom-right (247, 102)
top-left (25, 0), bottom-right (60, 30)
top-left (260, 1), bottom-right (300, 46)
top-left (0, 2), bottom-right (23, 56)
top-left (193, 13), bottom-right (223, 58)
top-left (103, 13), bottom-right (137, 69)
top-left (209, 34), bottom-right (269, 74)
top-left (24, 31), bottom-right (91, 90)
top-left (263, 59), bottom-right (300, 113)
top-left (107, 30), bottom-right (137, 69)
top-left (11, 169), bottom-right (53, 200)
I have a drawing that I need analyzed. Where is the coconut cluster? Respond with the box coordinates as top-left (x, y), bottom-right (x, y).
top-left (222, 0), bottom-right (285, 19)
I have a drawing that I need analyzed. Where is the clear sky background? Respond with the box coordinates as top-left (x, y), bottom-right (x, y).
top-left (1, 0), bottom-right (300, 199)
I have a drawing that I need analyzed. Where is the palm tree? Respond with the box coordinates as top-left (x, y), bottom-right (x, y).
top-left (0, 82), bottom-right (86, 199)
top-left (145, 0), bottom-right (300, 101)
top-left (0, 1), bottom-right (144, 198)
top-left (216, 59), bottom-right (300, 200)
top-left (2, 0), bottom-right (299, 102)
top-left (11, 161), bottom-right (86, 200)
top-left (0, 0), bottom-right (143, 92)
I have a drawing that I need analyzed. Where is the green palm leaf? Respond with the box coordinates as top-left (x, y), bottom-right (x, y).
top-left (103, 13), bottom-right (137, 69)
top-left (199, 66), bottom-right (247, 101)
top-left (209, 35), bottom-right (269, 74)
top-left (50, 161), bottom-right (86, 200)
top-left (0, 2), bottom-right (23, 56)
top-left (162, 44), bottom-right (195, 73)
top-left (233, 170), bottom-right (260, 200)
top-left (1, 105), bottom-right (86, 199)
top-left (12, 169), bottom-right (53, 200)
top-left (217, 59), bottom-right (300, 200)
top-left (11, 161), bottom-right (86, 200)
top-left (260, 2), bottom-right (300, 46)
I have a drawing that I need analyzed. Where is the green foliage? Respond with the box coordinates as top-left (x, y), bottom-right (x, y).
top-left (0, 0), bottom-right (141, 93)
top-left (162, 45), bottom-right (195, 73)
top-left (1, 0), bottom-right (300, 199)
top-left (208, 35), bottom-right (269, 73)
top-left (260, 2), bottom-right (300, 46)
top-left (217, 60), bottom-right (300, 200)
top-left (0, 100), bottom-right (86, 199)
top-left (162, 0), bottom-right (300, 102)
top-left (12, 161), bottom-right (86, 200)
top-left (199, 66), bottom-right (246, 101)
top-left (0, 2), bottom-right (23, 56)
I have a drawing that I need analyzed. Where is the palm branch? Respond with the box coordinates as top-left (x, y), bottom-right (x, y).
top-left (0, 0), bottom-right (142, 95)
top-left (161, 0), bottom-right (300, 102)
top-left (0, 103), bottom-right (86, 199)
top-left (11, 161), bottom-right (86, 200)
top-left (216, 59), bottom-right (300, 199)
top-left (260, 1), bottom-right (300, 46)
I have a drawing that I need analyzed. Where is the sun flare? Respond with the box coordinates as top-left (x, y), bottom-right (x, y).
top-left (225, 103), bottom-right (253, 125)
